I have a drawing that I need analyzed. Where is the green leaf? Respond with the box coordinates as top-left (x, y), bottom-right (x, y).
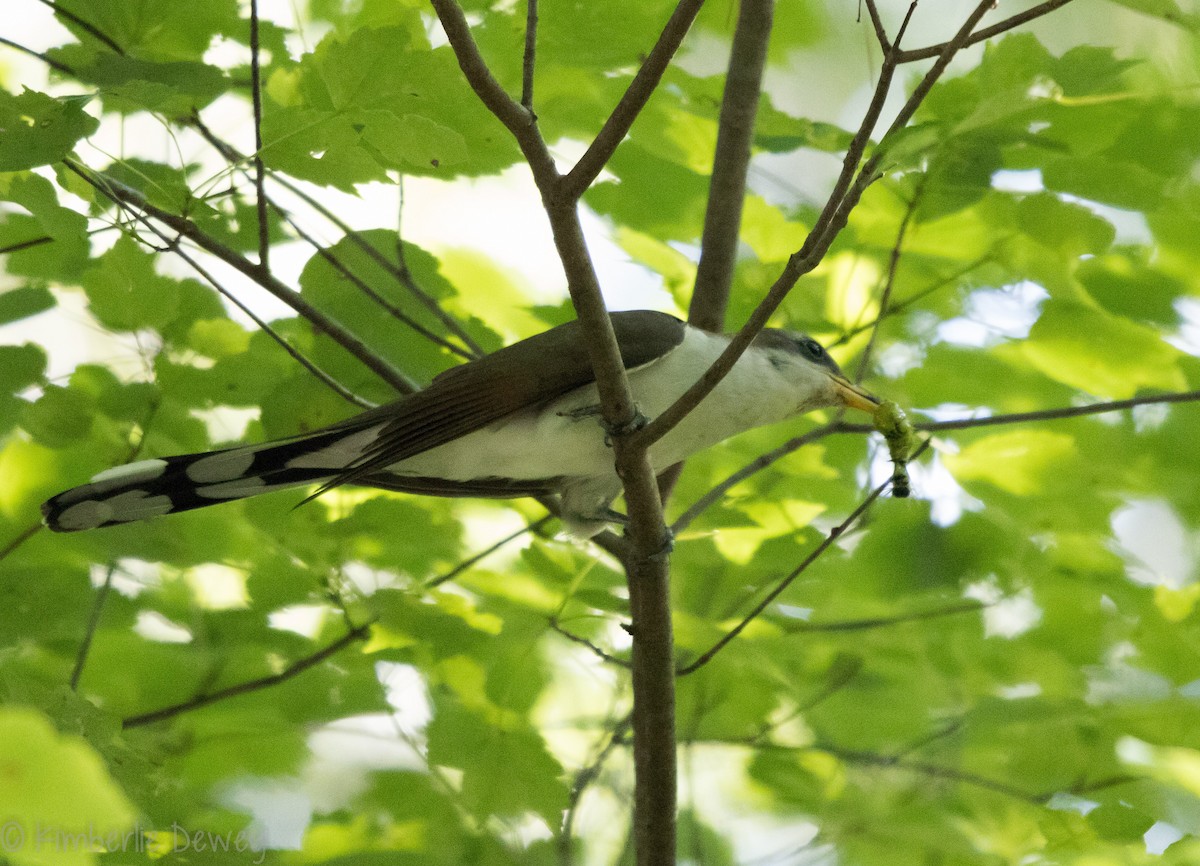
top-left (1020, 300), bottom-right (1186, 396)
top-left (0, 89), bottom-right (98, 171)
top-left (0, 707), bottom-right (136, 866)
top-left (0, 344), bottom-right (47, 393)
top-left (81, 235), bottom-right (181, 331)
top-left (0, 286), bottom-right (55, 325)
top-left (944, 429), bottom-right (1078, 496)
top-left (21, 385), bottom-right (96, 447)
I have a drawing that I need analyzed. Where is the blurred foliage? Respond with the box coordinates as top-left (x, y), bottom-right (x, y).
top-left (3, 1), bottom-right (1200, 865)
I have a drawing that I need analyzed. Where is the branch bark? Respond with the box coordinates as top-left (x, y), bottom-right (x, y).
top-left (689, 0), bottom-right (775, 335)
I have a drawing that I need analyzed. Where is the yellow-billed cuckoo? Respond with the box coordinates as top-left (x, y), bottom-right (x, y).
top-left (42, 311), bottom-right (878, 537)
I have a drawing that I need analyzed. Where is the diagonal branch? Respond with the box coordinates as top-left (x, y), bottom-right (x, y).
top-left (122, 620), bottom-right (373, 728)
top-left (561, 0), bottom-right (708, 199)
top-left (632, 0), bottom-right (995, 454)
top-left (677, 474), bottom-right (891, 676)
top-left (64, 158), bottom-right (418, 395)
top-left (896, 0), bottom-right (1077, 63)
top-left (429, 0), bottom-right (558, 185)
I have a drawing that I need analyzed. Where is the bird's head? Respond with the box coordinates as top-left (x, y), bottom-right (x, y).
top-left (752, 329), bottom-right (880, 416)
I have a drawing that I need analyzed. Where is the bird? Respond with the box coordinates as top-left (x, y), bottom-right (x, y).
top-left (41, 311), bottom-right (879, 538)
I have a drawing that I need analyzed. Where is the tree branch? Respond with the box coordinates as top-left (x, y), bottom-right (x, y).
top-left (677, 475), bottom-right (890, 676)
top-left (248, 0), bottom-right (270, 271)
top-left (895, 0), bottom-right (1078, 63)
top-left (122, 621), bottom-right (373, 728)
top-left (562, 0), bottom-right (708, 199)
top-left (521, 0), bottom-right (537, 111)
top-left (425, 516), bottom-right (552, 589)
top-left (429, 0), bottom-right (558, 185)
top-left (64, 158), bottom-right (418, 395)
top-left (430, 10), bottom-right (676, 861)
top-left (689, 0), bottom-right (775, 335)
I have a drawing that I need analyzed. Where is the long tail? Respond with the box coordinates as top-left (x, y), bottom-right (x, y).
top-left (41, 425), bottom-right (381, 532)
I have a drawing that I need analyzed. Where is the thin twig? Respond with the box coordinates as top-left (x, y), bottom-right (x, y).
top-left (71, 565), bottom-right (115, 690)
top-left (521, 0), bottom-right (538, 110)
top-left (0, 522), bottom-right (41, 565)
top-left (677, 476), bottom-right (891, 676)
top-left (272, 204), bottom-right (475, 360)
top-left (562, 0), bottom-right (707, 198)
top-left (560, 714), bottom-right (633, 865)
top-left (550, 618), bottom-right (630, 667)
top-left (862, 0), bottom-right (891, 52)
top-left (0, 35), bottom-right (77, 74)
top-left (672, 423), bottom-right (838, 533)
top-left (249, 0), bottom-right (270, 271)
top-left (896, 0), bottom-right (1078, 63)
top-left (38, 0), bottom-right (126, 55)
top-left (65, 158), bottom-right (418, 395)
top-left (854, 174), bottom-right (924, 383)
top-left (186, 113), bottom-right (485, 357)
top-left (425, 516), bottom-right (551, 589)
top-left (429, 0), bottom-right (557, 183)
top-left (784, 599), bottom-right (984, 634)
top-left (123, 620), bottom-right (373, 728)
top-left (74, 167), bottom-right (374, 408)
top-left (836, 390), bottom-right (1200, 436)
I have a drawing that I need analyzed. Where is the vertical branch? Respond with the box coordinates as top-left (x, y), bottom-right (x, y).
top-left (689, 0), bottom-right (775, 334)
top-left (248, 0), bottom-right (270, 270)
top-left (521, 0), bottom-right (538, 111)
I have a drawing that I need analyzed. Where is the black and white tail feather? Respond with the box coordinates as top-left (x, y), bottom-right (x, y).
top-left (41, 426), bottom-right (377, 532)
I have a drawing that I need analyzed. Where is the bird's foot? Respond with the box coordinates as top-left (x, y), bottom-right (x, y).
top-left (622, 523), bottom-right (674, 561)
top-left (603, 408), bottom-right (648, 446)
top-left (557, 404), bottom-right (603, 421)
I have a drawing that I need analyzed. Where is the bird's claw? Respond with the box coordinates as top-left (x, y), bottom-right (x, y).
top-left (603, 409), bottom-right (648, 446)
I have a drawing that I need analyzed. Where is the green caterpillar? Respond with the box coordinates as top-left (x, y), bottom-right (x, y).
top-left (872, 400), bottom-right (916, 498)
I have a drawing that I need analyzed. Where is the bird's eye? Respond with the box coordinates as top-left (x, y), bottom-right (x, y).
top-left (803, 339), bottom-right (825, 359)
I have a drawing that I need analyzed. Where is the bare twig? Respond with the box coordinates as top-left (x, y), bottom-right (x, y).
top-left (896, 0), bottom-right (1078, 63)
top-left (249, 0), bottom-right (270, 271)
top-left (672, 423), bottom-right (838, 533)
top-left (854, 174), bottom-right (924, 383)
top-left (862, 0), bottom-right (891, 52)
top-left (550, 618), bottom-right (630, 667)
top-left (0, 35), bottom-right (77, 75)
top-left (836, 390), bottom-right (1200, 436)
top-left (123, 620), bottom-right (373, 728)
top-left (64, 158), bottom-right (418, 395)
top-left (425, 516), bottom-right (552, 589)
top-left (429, 0), bottom-right (557, 183)
top-left (561, 714), bottom-right (633, 864)
top-left (562, 0), bottom-right (708, 198)
top-left (0, 522), bottom-right (41, 565)
top-left (677, 475), bottom-right (891, 676)
top-left (71, 565), bottom-right (115, 690)
top-left (188, 113), bottom-right (486, 356)
top-left (272, 205), bottom-right (475, 360)
top-left (521, 0), bottom-right (538, 110)
top-left (784, 599), bottom-right (984, 634)
top-left (690, 0), bottom-right (775, 335)
top-left (38, 0), bottom-right (126, 55)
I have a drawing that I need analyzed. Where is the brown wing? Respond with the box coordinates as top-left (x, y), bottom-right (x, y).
top-left (318, 310), bottom-right (686, 490)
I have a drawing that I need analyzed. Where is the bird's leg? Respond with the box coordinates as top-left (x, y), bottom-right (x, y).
top-left (558, 404), bottom-right (650, 445)
top-left (601, 408), bottom-right (648, 447)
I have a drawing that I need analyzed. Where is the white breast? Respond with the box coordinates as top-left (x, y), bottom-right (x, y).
top-left (389, 328), bottom-right (815, 483)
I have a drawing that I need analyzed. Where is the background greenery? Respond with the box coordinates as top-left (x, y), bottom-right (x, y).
top-left (2, 0), bottom-right (1200, 864)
